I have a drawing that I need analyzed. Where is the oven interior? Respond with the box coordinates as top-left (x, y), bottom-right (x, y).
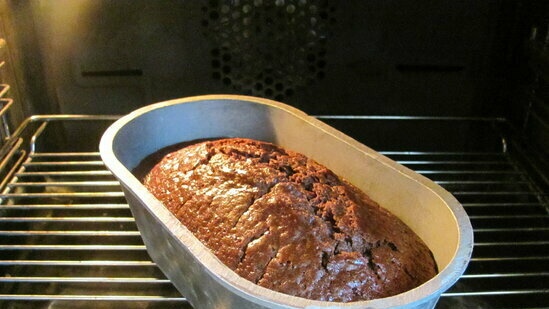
top-left (0, 1), bottom-right (547, 308)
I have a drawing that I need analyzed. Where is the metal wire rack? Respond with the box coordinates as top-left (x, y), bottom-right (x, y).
top-left (0, 115), bottom-right (547, 309)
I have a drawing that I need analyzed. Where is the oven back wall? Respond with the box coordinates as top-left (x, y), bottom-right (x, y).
top-left (15, 0), bottom-right (503, 116)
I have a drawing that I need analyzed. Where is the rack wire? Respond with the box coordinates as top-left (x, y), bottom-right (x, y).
top-left (0, 116), bottom-right (547, 308)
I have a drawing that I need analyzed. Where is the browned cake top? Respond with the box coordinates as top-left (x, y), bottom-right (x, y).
top-left (143, 138), bottom-right (437, 302)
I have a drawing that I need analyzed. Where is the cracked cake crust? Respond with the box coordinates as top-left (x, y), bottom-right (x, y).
top-left (142, 138), bottom-right (438, 302)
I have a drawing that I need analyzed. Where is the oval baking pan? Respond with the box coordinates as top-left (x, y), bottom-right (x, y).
top-left (99, 95), bottom-right (473, 309)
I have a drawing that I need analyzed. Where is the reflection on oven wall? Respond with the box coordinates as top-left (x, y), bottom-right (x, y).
top-left (2, 0), bottom-right (506, 115)
top-left (1, 0), bottom-right (548, 154)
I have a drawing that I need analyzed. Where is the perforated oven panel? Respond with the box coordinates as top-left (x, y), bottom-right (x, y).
top-left (0, 115), bottom-right (547, 309)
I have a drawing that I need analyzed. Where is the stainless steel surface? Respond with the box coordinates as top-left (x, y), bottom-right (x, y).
top-left (0, 113), bottom-right (546, 308)
top-left (100, 95), bottom-right (473, 309)
top-left (7, 1), bottom-right (503, 118)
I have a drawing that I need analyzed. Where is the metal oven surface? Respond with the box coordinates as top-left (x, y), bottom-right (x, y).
top-left (0, 115), bottom-right (547, 308)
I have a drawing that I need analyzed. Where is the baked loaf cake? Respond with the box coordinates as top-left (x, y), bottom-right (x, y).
top-left (142, 138), bottom-right (437, 302)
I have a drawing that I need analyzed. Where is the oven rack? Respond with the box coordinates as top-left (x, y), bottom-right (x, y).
top-left (0, 115), bottom-right (547, 309)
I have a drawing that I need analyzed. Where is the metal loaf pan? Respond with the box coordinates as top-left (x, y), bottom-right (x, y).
top-left (100, 95), bottom-right (473, 309)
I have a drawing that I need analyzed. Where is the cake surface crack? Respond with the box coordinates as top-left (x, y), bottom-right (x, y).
top-left (141, 138), bottom-right (438, 302)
